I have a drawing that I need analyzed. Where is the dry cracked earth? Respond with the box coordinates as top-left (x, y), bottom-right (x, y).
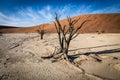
top-left (0, 33), bottom-right (120, 80)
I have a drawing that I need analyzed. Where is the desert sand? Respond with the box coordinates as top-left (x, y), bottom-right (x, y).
top-left (0, 33), bottom-right (120, 80)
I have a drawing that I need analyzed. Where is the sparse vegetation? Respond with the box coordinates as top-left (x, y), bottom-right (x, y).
top-left (96, 30), bottom-right (105, 34)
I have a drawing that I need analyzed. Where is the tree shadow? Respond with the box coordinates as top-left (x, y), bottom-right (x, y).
top-left (68, 48), bottom-right (120, 62)
top-left (84, 48), bottom-right (120, 55)
top-left (69, 44), bottom-right (120, 51)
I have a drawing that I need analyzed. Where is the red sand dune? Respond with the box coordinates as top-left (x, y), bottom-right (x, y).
top-left (0, 14), bottom-right (120, 33)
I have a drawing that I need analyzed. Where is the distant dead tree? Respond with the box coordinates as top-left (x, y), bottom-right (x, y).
top-left (42, 14), bottom-right (90, 62)
top-left (37, 24), bottom-right (45, 40)
top-left (0, 32), bottom-right (2, 36)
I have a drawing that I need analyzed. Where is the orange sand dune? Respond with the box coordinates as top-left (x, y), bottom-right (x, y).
top-left (0, 14), bottom-right (120, 33)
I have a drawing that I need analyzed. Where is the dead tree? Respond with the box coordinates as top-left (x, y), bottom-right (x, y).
top-left (37, 25), bottom-right (45, 40)
top-left (42, 14), bottom-right (89, 61)
top-left (0, 32), bottom-right (2, 36)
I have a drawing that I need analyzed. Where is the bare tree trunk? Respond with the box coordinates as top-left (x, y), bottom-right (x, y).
top-left (40, 31), bottom-right (44, 40)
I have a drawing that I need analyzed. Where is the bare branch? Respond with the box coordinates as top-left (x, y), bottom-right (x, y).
top-left (61, 25), bottom-right (67, 43)
top-left (71, 33), bottom-right (79, 40)
top-left (71, 17), bottom-right (80, 25)
top-left (63, 25), bottom-right (66, 32)
top-left (72, 20), bottom-right (90, 36)
top-left (54, 22), bottom-right (59, 33)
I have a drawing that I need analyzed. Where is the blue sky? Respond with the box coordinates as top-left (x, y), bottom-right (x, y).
top-left (0, 0), bottom-right (120, 27)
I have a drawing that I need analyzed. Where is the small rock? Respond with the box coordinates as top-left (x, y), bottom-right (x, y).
top-left (113, 57), bottom-right (118, 60)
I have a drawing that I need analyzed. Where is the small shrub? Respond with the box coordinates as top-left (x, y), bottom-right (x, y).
top-left (96, 30), bottom-right (105, 34)
top-left (101, 30), bottom-right (105, 33)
